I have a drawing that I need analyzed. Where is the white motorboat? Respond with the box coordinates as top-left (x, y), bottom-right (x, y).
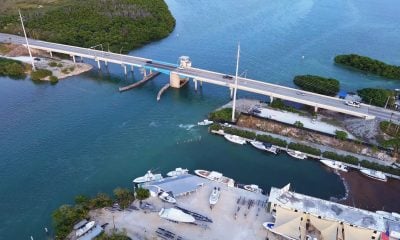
top-left (158, 191), bottom-right (177, 204)
top-left (360, 168), bottom-right (387, 182)
top-left (224, 134), bottom-right (246, 145)
top-left (262, 222), bottom-right (297, 240)
top-left (250, 141), bottom-right (278, 154)
top-left (76, 221), bottom-right (95, 237)
top-left (244, 184), bottom-right (263, 194)
top-left (198, 119), bottom-right (214, 126)
top-left (133, 170), bottom-right (163, 183)
top-left (159, 208), bottom-right (195, 223)
top-left (167, 167), bottom-right (189, 177)
top-left (287, 150), bottom-right (307, 160)
top-left (209, 187), bottom-right (221, 205)
top-left (320, 159), bottom-right (348, 172)
top-left (195, 169), bottom-right (235, 187)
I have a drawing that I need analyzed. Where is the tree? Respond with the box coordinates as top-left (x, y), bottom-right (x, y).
top-left (52, 204), bottom-right (88, 239)
top-left (382, 138), bottom-right (400, 159)
top-left (294, 121), bottom-right (304, 128)
top-left (113, 187), bottom-right (134, 209)
top-left (357, 88), bottom-right (395, 107)
top-left (293, 75), bottom-right (340, 96)
top-left (89, 193), bottom-right (113, 209)
top-left (135, 188), bottom-right (150, 201)
top-left (335, 130), bottom-right (348, 140)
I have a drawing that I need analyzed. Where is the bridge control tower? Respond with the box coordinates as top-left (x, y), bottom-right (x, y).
top-left (170, 56), bottom-right (191, 88)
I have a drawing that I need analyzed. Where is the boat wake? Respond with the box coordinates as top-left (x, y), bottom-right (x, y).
top-left (149, 121), bottom-right (159, 127)
top-left (330, 172), bottom-right (349, 202)
top-left (178, 123), bottom-right (196, 131)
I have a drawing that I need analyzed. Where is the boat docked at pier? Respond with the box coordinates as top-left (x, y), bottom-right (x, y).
top-left (159, 208), bottom-right (195, 223)
top-left (287, 150), bottom-right (307, 160)
top-left (250, 141), bottom-right (279, 154)
top-left (195, 169), bottom-right (235, 187)
top-left (360, 168), bottom-right (387, 182)
top-left (243, 184), bottom-right (263, 194)
top-left (209, 187), bottom-right (221, 206)
top-left (198, 119), bottom-right (213, 126)
top-left (158, 191), bottom-right (176, 204)
top-left (224, 134), bottom-right (247, 145)
top-left (76, 221), bottom-right (95, 237)
top-left (320, 159), bottom-right (348, 172)
top-left (166, 167), bottom-right (189, 177)
top-left (133, 170), bottom-right (163, 183)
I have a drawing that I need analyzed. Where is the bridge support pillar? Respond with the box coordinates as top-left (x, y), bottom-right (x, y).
top-left (270, 96), bottom-right (274, 103)
top-left (97, 60), bottom-right (101, 69)
top-left (131, 65), bottom-right (134, 72)
top-left (123, 65), bottom-right (127, 75)
top-left (170, 72), bottom-right (188, 88)
top-left (49, 51), bottom-right (53, 58)
top-left (143, 68), bottom-right (147, 77)
top-left (200, 80), bottom-right (202, 88)
top-left (105, 61), bottom-right (108, 67)
top-left (314, 106), bottom-right (318, 112)
top-left (194, 79), bottom-right (198, 91)
top-left (149, 69), bottom-right (153, 74)
top-left (72, 55), bottom-right (76, 64)
top-left (230, 87), bottom-right (234, 99)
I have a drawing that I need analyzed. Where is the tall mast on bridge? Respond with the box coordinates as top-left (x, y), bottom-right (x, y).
top-left (19, 10), bottom-right (36, 71)
top-left (231, 43), bottom-right (240, 122)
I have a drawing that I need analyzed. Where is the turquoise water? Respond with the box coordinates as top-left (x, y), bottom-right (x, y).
top-left (1, 0), bottom-right (400, 239)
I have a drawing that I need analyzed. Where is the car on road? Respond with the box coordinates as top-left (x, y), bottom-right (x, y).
top-left (345, 100), bottom-right (361, 108)
top-left (146, 60), bottom-right (152, 64)
top-left (296, 92), bottom-right (306, 96)
top-left (223, 74), bottom-right (233, 80)
top-left (34, 57), bottom-right (40, 61)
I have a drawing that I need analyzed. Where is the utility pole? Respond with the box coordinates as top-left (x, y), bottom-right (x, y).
top-left (19, 10), bottom-right (35, 71)
top-left (231, 43), bottom-right (240, 122)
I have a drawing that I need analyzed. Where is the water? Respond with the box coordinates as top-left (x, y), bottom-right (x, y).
top-left (1, 0), bottom-right (400, 239)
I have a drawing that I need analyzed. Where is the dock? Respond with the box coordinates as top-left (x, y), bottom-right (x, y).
top-left (157, 83), bottom-right (170, 101)
top-left (119, 71), bottom-right (160, 92)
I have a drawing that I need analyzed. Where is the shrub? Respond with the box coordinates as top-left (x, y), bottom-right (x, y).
top-left (49, 75), bottom-right (58, 83)
top-left (89, 193), bottom-right (113, 209)
top-left (293, 75), bottom-right (340, 96)
top-left (335, 130), bottom-right (348, 140)
top-left (135, 188), bottom-right (150, 201)
top-left (31, 69), bottom-right (52, 81)
top-left (322, 151), bottom-right (359, 165)
top-left (380, 121), bottom-right (400, 137)
top-left (0, 57), bottom-right (26, 78)
top-left (52, 204), bottom-right (88, 239)
top-left (334, 54), bottom-right (400, 80)
top-left (294, 121), bottom-right (304, 128)
top-left (357, 88), bottom-right (395, 107)
top-left (57, 63), bottom-right (63, 67)
top-left (288, 142), bottom-right (321, 156)
top-left (113, 187), bottom-right (134, 209)
top-left (256, 134), bottom-right (287, 147)
top-left (69, 66), bottom-right (75, 71)
top-left (48, 61), bottom-right (58, 67)
top-left (224, 128), bottom-right (256, 139)
top-left (61, 68), bottom-right (70, 74)
top-left (360, 160), bottom-right (400, 176)
top-left (209, 108), bottom-right (237, 122)
top-left (270, 99), bottom-right (300, 113)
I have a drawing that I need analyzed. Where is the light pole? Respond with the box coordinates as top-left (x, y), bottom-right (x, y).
top-left (18, 10), bottom-right (35, 71)
top-left (231, 43), bottom-right (240, 122)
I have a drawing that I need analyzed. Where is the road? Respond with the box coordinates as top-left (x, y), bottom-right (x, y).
top-left (1, 33), bottom-right (399, 122)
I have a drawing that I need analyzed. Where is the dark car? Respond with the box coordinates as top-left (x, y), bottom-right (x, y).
top-left (223, 74), bottom-right (233, 79)
top-left (146, 60), bottom-right (152, 64)
top-left (34, 57), bottom-right (41, 61)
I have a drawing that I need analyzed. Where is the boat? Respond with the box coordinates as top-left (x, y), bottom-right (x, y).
top-left (250, 141), bottom-right (278, 154)
top-left (262, 222), bottom-right (297, 240)
top-left (133, 170), bottom-right (163, 183)
top-left (76, 221), bottom-right (95, 237)
top-left (197, 119), bottom-right (214, 126)
top-left (224, 134), bottom-right (246, 145)
top-left (209, 187), bottom-right (221, 206)
top-left (195, 169), bottom-right (235, 187)
top-left (320, 159), bottom-right (348, 172)
top-left (159, 208), bottom-right (195, 223)
top-left (166, 167), bottom-right (189, 177)
top-left (243, 184), bottom-right (263, 194)
top-left (287, 150), bottom-right (307, 160)
top-left (360, 168), bottom-right (387, 182)
top-left (158, 191), bottom-right (177, 204)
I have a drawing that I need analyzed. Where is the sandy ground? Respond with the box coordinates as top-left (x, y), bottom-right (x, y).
top-left (339, 170), bottom-right (400, 213)
top-left (90, 180), bottom-right (275, 240)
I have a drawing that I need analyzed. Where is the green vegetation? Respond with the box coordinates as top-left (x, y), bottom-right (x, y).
top-left (96, 230), bottom-right (130, 240)
top-left (256, 134), bottom-right (287, 147)
top-left (335, 54), bottom-right (400, 80)
top-left (0, 57), bottom-right (27, 78)
top-left (322, 151), bottom-right (359, 165)
top-left (0, 0), bottom-right (175, 53)
top-left (294, 121), bottom-right (304, 128)
top-left (135, 187), bottom-right (150, 201)
top-left (49, 75), bottom-right (58, 83)
top-left (357, 88), bottom-right (395, 107)
top-left (31, 69), bottom-right (52, 81)
top-left (53, 204), bottom-right (88, 240)
top-left (224, 128), bottom-right (256, 139)
top-left (335, 130), bottom-right (348, 140)
top-left (288, 142), bottom-right (321, 156)
top-left (113, 187), bottom-right (134, 209)
top-left (293, 75), bottom-right (340, 96)
top-left (209, 108), bottom-right (237, 122)
top-left (48, 61), bottom-right (58, 67)
top-left (360, 160), bottom-right (400, 176)
top-left (270, 99), bottom-right (300, 113)
top-left (382, 138), bottom-right (400, 158)
top-left (380, 121), bottom-right (400, 137)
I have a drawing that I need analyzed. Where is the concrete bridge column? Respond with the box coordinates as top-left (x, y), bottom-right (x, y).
top-left (314, 106), bottom-right (319, 113)
top-left (72, 55), bottom-right (76, 64)
top-left (130, 65), bottom-right (134, 72)
top-left (104, 61), bottom-right (108, 67)
top-left (230, 87), bottom-right (234, 99)
top-left (49, 51), bottom-right (53, 58)
top-left (194, 79), bottom-right (198, 91)
top-left (200, 80), bottom-right (203, 88)
top-left (123, 65), bottom-right (127, 75)
top-left (149, 69), bottom-right (153, 74)
top-left (96, 60), bottom-right (101, 69)
top-left (270, 96), bottom-right (274, 103)
top-left (143, 68), bottom-right (147, 77)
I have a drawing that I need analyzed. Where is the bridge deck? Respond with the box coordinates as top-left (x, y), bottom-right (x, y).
top-left (1, 33), bottom-right (399, 122)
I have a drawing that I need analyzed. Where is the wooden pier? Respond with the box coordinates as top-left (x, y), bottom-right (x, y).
top-left (119, 72), bottom-right (160, 92)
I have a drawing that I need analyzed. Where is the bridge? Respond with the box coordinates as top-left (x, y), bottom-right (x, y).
top-left (1, 33), bottom-right (400, 122)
